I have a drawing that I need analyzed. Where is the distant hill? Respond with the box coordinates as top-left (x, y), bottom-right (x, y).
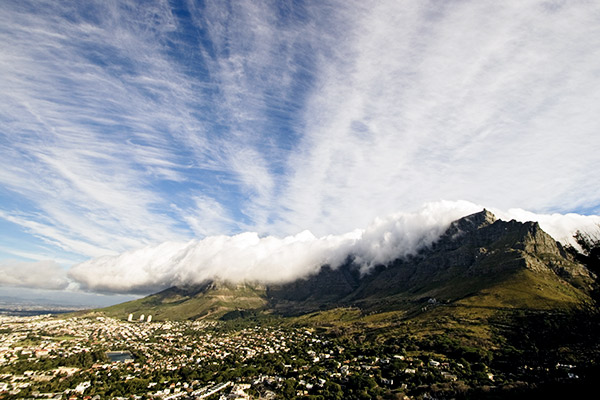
top-left (98, 280), bottom-right (267, 321)
top-left (93, 210), bottom-right (595, 321)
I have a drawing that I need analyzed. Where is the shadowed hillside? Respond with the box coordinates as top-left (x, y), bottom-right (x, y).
top-left (267, 210), bottom-right (593, 315)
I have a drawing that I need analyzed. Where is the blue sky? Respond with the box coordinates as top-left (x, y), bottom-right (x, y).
top-left (1, 1), bottom-right (600, 299)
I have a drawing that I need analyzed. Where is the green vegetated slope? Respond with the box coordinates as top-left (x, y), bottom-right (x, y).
top-left (286, 211), bottom-right (595, 354)
top-left (289, 266), bottom-right (589, 347)
top-left (98, 281), bottom-right (267, 321)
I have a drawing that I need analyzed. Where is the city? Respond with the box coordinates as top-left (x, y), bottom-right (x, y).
top-left (0, 313), bottom-right (498, 399)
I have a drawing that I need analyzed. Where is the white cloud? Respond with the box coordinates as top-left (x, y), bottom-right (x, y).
top-left (0, 260), bottom-right (69, 290)
top-left (273, 0), bottom-right (600, 236)
top-left (0, 0), bottom-right (218, 257)
top-left (0, 0), bottom-right (339, 259)
top-left (67, 200), bottom-right (600, 295)
top-left (68, 230), bottom-right (356, 294)
top-left (176, 195), bottom-right (236, 238)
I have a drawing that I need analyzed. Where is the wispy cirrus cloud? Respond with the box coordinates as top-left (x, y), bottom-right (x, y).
top-left (0, 0), bottom-right (599, 288)
top-left (0, 0), bottom-right (338, 261)
top-left (275, 0), bottom-right (600, 235)
top-left (1, 0), bottom-right (202, 257)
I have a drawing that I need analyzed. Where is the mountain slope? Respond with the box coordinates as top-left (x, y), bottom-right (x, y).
top-left (267, 209), bottom-right (593, 314)
top-left (99, 281), bottom-right (267, 320)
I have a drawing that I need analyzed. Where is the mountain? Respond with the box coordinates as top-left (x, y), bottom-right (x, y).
top-left (94, 210), bottom-right (595, 321)
top-left (268, 209), bottom-right (593, 314)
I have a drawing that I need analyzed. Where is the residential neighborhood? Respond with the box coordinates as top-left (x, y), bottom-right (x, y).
top-left (0, 314), bottom-right (493, 399)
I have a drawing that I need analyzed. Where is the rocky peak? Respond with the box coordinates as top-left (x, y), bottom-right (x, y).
top-left (516, 221), bottom-right (563, 256)
top-left (456, 209), bottom-right (497, 231)
top-left (432, 209), bottom-right (498, 250)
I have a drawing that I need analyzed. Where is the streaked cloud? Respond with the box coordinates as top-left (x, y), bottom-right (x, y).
top-left (275, 0), bottom-right (600, 235)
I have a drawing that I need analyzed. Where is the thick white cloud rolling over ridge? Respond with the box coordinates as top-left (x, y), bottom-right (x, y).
top-left (67, 201), bottom-right (480, 293)
top-left (68, 201), bottom-right (600, 294)
top-left (0, 1), bottom-right (599, 298)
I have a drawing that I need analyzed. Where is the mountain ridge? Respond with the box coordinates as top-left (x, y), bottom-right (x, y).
top-left (94, 210), bottom-right (595, 321)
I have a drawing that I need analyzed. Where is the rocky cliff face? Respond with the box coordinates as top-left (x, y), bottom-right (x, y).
top-left (267, 210), bottom-right (594, 314)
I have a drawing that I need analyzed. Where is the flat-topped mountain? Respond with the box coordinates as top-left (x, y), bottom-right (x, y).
top-left (96, 210), bottom-right (595, 321)
top-left (267, 209), bottom-right (592, 314)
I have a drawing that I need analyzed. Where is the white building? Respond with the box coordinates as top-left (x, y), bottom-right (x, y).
top-left (74, 381), bottom-right (91, 394)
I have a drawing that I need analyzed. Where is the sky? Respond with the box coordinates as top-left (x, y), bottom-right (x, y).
top-left (1, 0), bottom-right (600, 303)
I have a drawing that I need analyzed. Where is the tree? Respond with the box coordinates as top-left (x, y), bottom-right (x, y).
top-left (282, 379), bottom-right (297, 398)
top-left (322, 381), bottom-right (344, 400)
top-left (573, 227), bottom-right (600, 276)
top-left (569, 226), bottom-right (600, 304)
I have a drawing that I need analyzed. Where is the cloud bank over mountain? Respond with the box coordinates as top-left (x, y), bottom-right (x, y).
top-left (1, 1), bottom-right (599, 271)
top-left (66, 201), bottom-right (600, 294)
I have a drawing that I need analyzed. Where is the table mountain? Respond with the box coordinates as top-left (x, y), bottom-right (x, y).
top-left (96, 210), bottom-right (595, 321)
